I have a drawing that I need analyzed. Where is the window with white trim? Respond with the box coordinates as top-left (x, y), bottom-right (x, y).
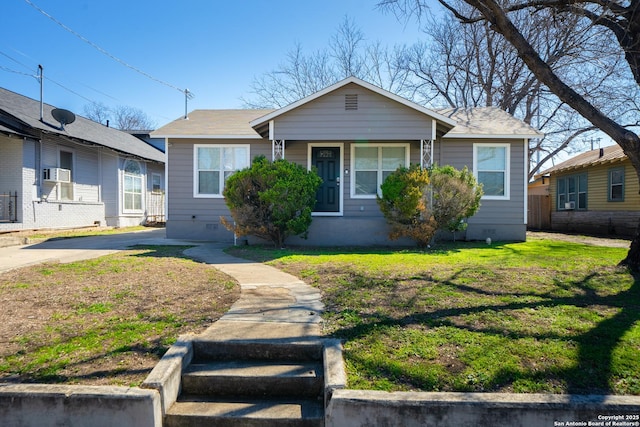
top-left (194, 144), bottom-right (249, 197)
top-left (351, 144), bottom-right (409, 198)
top-left (123, 159), bottom-right (143, 211)
top-left (151, 173), bottom-right (162, 193)
top-left (473, 143), bottom-right (510, 200)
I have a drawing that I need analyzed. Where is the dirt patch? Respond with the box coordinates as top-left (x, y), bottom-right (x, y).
top-left (0, 246), bottom-right (240, 386)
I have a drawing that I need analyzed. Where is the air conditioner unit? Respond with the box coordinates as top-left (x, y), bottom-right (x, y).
top-left (43, 168), bottom-right (71, 183)
top-left (564, 201), bottom-right (575, 210)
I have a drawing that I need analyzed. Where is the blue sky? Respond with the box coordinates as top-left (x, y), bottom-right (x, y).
top-left (1, 0), bottom-right (427, 127)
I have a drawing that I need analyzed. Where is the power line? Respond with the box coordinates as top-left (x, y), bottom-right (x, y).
top-left (23, 0), bottom-right (194, 99)
top-left (0, 64), bottom-right (35, 78)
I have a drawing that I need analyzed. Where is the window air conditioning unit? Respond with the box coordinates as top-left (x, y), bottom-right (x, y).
top-left (564, 201), bottom-right (575, 210)
top-left (43, 168), bottom-right (71, 183)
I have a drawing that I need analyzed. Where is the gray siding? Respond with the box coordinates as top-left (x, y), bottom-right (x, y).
top-left (273, 83), bottom-right (434, 141)
top-left (166, 138), bottom-right (270, 240)
top-left (439, 138), bottom-right (527, 241)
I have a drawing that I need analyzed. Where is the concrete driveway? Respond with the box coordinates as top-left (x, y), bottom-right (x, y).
top-left (0, 228), bottom-right (194, 273)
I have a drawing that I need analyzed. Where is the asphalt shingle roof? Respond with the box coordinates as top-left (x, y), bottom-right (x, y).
top-left (539, 144), bottom-right (625, 176)
top-left (0, 87), bottom-right (164, 163)
top-left (152, 109), bottom-right (274, 138)
top-left (435, 106), bottom-right (543, 138)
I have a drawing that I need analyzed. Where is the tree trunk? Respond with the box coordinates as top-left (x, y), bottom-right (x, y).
top-left (461, 0), bottom-right (640, 270)
top-left (620, 219), bottom-right (640, 271)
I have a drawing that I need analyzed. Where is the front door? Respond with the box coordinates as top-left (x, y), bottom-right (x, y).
top-left (312, 147), bottom-right (340, 213)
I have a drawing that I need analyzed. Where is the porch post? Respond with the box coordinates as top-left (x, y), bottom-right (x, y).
top-left (272, 139), bottom-right (285, 161)
top-left (420, 139), bottom-right (433, 169)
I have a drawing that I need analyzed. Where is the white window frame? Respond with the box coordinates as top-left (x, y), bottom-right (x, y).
top-left (123, 159), bottom-right (144, 213)
top-left (151, 172), bottom-right (163, 194)
top-left (193, 144), bottom-right (250, 198)
top-left (350, 143), bottom-right (410, 199)
top-left (473, 143), bottom-right (510, 201)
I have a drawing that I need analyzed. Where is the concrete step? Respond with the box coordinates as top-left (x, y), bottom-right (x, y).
top-left (182, 360), bottom-right (323, 398)
top-left (165, 397), bottom-right (324, 427)
top-left (192, 339), bottom-right (324, 363)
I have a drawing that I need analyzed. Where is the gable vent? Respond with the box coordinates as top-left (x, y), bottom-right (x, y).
top-left (345, 94), bottom-right (358, 110)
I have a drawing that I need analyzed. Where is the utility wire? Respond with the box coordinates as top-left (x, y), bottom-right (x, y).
top-left (0, 64), bottom-right (34, 77)
top-left (23, 0), bottom-right (194, 99)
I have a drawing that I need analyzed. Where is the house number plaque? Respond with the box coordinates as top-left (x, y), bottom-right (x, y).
top-left (318, 150), bottom-right (334, 158)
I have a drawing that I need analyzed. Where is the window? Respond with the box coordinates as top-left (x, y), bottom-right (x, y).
top-left (608, 168), bottom-right (624, 202)
top-left (351, 144), bottom-right (409, 198)
top-left (557, 173), bottom-right (587, 210)
top-left (194, 145), bottom-right (249, 197)
top-left (123, 159), bottom-right (143, 211)
top-left (473, 144), bottom-right (510, 200)
top-left (59, 150), bottom-right (74, 201)
top-left (151, 173), bottom-right (162, 193)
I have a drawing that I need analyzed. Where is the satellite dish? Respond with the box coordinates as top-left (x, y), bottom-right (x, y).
top-left (51, 108), bottom-right (76, 130)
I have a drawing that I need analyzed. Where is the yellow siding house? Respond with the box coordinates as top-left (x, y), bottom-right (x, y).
top-left (540, 145), bottom-right (639, 237)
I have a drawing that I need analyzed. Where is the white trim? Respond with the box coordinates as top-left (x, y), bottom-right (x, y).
top-left (350, 142), bottom-right (411, 199)
top-left (164, 138), bottom-right (169, 221)
top-left (444, 133), bottom-right (542, 139)
top-left (250, 76), bottom-right (457, 129)
top-left (431, 119), bottom-right (437, 140)
top-left (122, 158), bottom-right (145, 214)
top-left (269, 120), bottom-right (274, 140)
top-left (57, 146), bottom-right (75, 202)
top-left (151, 134), bottom-right (263, 140)
top-left (193, 144), bottom-right (251, 199)
top-left (308, 142), bottom-right (344, 217)
top-left (523, 139), bottom-right (529, 224)
top-left (473, 142), bottom-right (511, 201)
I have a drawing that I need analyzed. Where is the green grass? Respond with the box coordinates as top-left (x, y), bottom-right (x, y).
top-left (0, 245), bottom-right (239, 385)
top-left (228, 238), bottom-right (640, 395)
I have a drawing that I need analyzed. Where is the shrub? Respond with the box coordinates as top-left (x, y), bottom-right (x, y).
top-left (377, 164), bottom-right (437, 247)
top-left (428, 165), bottom-right (483, 237)
top-left (222, 156), bottom-right (322, 247)
top-left (377, 164), bottom-right (483, 246)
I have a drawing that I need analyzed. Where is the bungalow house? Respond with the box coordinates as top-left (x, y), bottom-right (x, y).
top-left (0, 87), bottom-right (165, 231)
top-left (153, 77), bottom-right (542, 245)
top-left (537, 144), bottom-right (639, 237)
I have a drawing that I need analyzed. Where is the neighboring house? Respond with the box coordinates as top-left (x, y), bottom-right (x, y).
top-left (537, 144), bottom-right (639, 237)
top-left (0, 87), bottom-right (166, 231)
top-left (152, 77), bottom-right (541, 245)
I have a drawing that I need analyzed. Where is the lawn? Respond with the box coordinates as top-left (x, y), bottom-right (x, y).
top-left (0, 244), bottom-right (239, 386)
top-left (228, 237), bottom-right (640, 395)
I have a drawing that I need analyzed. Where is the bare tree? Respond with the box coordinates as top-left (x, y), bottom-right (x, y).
top-left (83, 103), bottom-right (155, 130)
top-left (242, 16), bottom-right (410, 108)
top-left (83, 102), bottom-right (111, 126)
top-left (381, 0), bottom-right (640, 269)
top-left (393, 2), bottom-right (630, 178)
top-left (112, 106), bottom-right (155, 131)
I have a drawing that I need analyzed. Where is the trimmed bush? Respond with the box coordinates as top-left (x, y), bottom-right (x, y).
top-left (377, 164), bottom-right (483, 246)
top-left (428, 165), bottom-right (483, 238)
top-left (377, 164), bottom-right (436, 247)
top-left (222, 156), bottom-right (322, 247)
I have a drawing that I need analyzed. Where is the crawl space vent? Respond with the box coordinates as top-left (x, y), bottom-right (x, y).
top-left (345, 94), bottom-right (358, 110)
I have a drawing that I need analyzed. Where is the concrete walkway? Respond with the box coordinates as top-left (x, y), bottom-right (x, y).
top-left (184, 244), bottom-right (323, 342)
